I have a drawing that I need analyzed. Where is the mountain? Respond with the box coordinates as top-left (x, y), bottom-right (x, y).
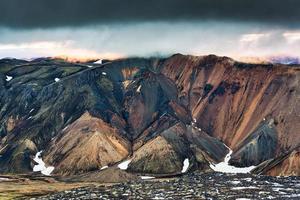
top-left (0, 54), bottom-right (299, 177)
top-left (269, 56), bottom-right (300, 65)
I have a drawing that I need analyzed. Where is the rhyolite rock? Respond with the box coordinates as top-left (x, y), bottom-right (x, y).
top-left (0, 55), bottom-right (299, 176)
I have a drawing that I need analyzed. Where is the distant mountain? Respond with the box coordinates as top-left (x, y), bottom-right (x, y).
top-left (269, 56), bottom-right (300, 65)
top-left (0, 54), bottom-right (299, 177)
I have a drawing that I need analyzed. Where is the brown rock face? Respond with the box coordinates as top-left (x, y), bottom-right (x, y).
top-left (124, 70), bottom-right (178, 140)
top-left (252, 146), bottom-right (300, 176)
top-left (45, 112), bottom-right (130, 175)
top-left (266, 149), bottom-right (300, 176)
top-left (161, 54), bottom-right (300, 165)
top-left (6, 116), bottom-right (20, 132)
top-left (128, 135), bottom-right (184, 174)
top-left (230, 119), bottom-right (278, 167)
top-left (128, 121), bottom-right (228, 175)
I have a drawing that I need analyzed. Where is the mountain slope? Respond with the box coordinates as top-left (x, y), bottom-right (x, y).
top-left (0, 55), bottom-right (299, 176)
top-left (45, 112), bottom-right (130, 175)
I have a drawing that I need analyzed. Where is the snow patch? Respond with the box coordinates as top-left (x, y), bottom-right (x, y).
top-left (33, 151), bottom-right (55, 176)
top-left (141, 176), bottom-right (155, 180)
top-left (209, 146), bottom-right (256, 174)
top-left (230, 180), bottom-right (241, 184)
top-left (232, 186), bottom-right (258, 190)
top-left (94, 59), bottom-right (103, 64)
top-left (100, 166), bottom-right (108, 170)
top-left (181, 158), bottom-right (190, 173)
top-left (118, 159), bottom-right (131, 170)
top-left (54, 78), bottom-right (60, 82)
top-left (6, 76), bottom-right (12, 81)
top-left (62, 125), bottom-right (69, 131)
top-left (102, 72), bottom-right (107, 75)
top-left (153, 197), bottom-right (164, 200)
top-left (191, 120), bottom-right (202, 131)
top-left (137, 85), bottom-right (141, 93)
top-left (195, 127), bottom-right (202, 131)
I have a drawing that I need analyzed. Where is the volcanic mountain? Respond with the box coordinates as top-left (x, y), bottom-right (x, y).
top-left (0, 54), bottom-right (299, 178)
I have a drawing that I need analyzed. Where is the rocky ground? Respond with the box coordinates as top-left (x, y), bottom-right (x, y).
top-left (28, 172), bottom-right (300, 200)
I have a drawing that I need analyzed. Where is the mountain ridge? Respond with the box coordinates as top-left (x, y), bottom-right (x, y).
top-left (0, 54), bottom-right (299, 177)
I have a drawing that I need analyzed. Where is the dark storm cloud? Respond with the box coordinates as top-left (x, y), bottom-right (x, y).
top-left (0, 0), bottom-right (299, 28)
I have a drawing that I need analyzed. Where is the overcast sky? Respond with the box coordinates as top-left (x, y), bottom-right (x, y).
top-left (0, 0), bottom-right (299, 60)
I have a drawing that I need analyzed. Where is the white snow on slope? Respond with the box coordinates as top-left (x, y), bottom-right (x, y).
top-left (33, 151), bottom-right (55, 176)
top-left (94, 59), bottom-right (103, 64)
top-left (209, 146), bottom-right (256, 174)
top-left (118, 160), bottom-right (131, 170)
top-left (137, 85), bottom-right (141, 93)
top-left (141, 176), bottom-right (155, 180)
top-left (191, 120), bottom-right (202, 131)
top-left (54, 78), bottom-right (60, 82)
top-left (100, 166), bottom-right (108, 170)
top-left (0, 177), bottom-right (10, 181)
top-left (6, 76), bottom-right (12, 81)
top-left (62, 125), bottom-right (69, 131)
top-left (181, 158), bottom-right (190, 173)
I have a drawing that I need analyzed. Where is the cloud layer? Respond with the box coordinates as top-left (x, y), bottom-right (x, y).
top-left (0, 0), bottom-right (299, 28)
top-left (0, 22), bottom-right (299, 60)
top-left (0, 1), bottom-right (299, 60)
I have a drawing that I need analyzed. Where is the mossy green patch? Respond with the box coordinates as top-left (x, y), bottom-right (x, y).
top-left (97, 77), bottom-right (114, 92)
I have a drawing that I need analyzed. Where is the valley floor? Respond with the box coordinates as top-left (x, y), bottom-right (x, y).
top-left (11, 172), bottom-right (300, 200)
top-left (0, 174), bottom-right (102, 200)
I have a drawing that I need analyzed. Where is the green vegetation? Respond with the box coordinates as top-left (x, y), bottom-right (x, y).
top-left (97, 77), bottom-right (114, 92)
